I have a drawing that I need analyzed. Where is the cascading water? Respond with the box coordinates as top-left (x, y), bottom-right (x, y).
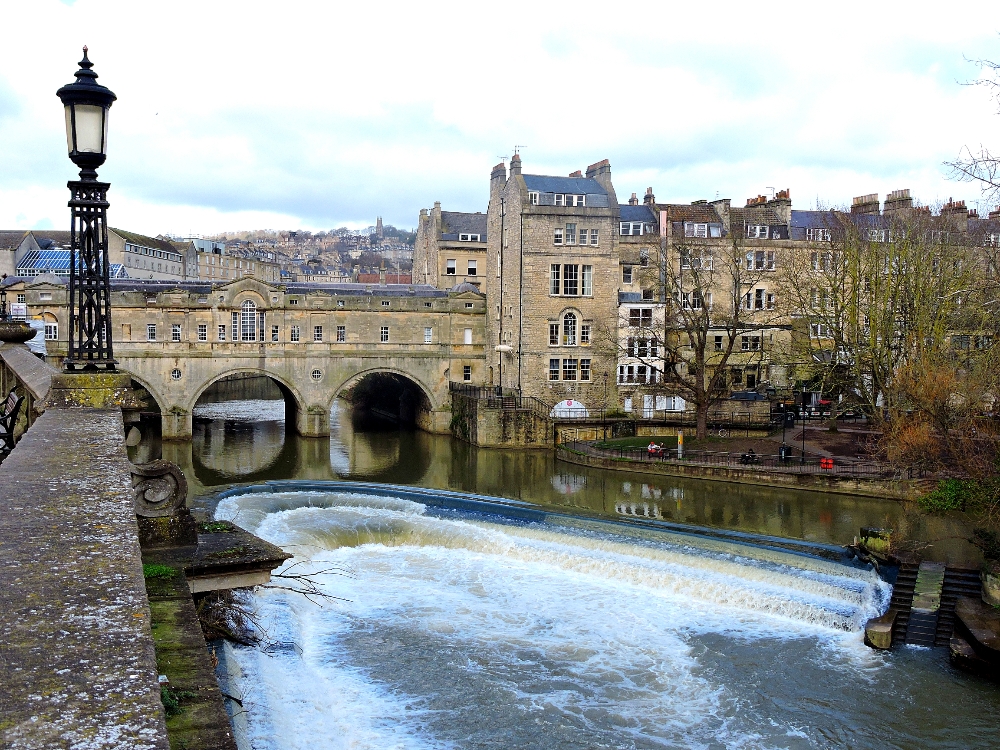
top-left (206, 490), bottom-right (1000, 750)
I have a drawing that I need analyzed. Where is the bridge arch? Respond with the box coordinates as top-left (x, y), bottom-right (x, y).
top-left (331, 367), bottom-right (437, 429)
top-left (188, 368), bottom-right (308, 427)
top-left (126, 372), bottom-right (167, 416)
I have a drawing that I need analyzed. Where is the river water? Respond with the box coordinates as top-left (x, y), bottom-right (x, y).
top-left (130, 393), bottom-right (1000, 748)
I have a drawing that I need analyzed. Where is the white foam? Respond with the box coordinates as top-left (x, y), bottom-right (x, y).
top-left (221, 491), bottom-right (892, 749)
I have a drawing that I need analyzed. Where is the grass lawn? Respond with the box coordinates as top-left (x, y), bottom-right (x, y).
top-left (594, 436), bottom-right (679, 450)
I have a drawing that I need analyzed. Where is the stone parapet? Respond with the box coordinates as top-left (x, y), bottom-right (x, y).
top-left (0, 407), bottom-right (169, 748)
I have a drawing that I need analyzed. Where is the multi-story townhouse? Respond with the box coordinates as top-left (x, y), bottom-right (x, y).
top-left (414, 202), bottom-right (487, 290)
top-left (485, 156), bottom-right (619, 412)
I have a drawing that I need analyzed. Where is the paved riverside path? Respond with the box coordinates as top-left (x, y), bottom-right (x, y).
top-left (0, 407), bottom-right (169, 749)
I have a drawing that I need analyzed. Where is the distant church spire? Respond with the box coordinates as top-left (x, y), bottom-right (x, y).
top-left (376, 216), bottom-right (384, 240)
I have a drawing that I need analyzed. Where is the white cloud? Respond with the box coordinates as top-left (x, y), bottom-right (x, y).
top-left (0, 0), bottom-right (998, 234)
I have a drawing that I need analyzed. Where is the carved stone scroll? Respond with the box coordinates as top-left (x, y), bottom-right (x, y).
top-left (131, 459), bottom-right (188, 517)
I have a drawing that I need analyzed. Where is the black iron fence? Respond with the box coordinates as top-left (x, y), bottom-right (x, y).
top-left (559, 439), bottom-right (900, 479)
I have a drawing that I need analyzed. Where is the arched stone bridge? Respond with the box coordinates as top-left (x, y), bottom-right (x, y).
top-left (16, 277), bottom-right (487, 439)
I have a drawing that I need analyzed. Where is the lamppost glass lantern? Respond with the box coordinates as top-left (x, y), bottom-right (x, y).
top-left (56, 48), bottom-right (118, 371)
top-left (56, 46), bottom-right (116, 181)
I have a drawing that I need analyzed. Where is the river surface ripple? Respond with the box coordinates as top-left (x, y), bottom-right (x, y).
top-left (215, 490), bottom-right (1000, 750)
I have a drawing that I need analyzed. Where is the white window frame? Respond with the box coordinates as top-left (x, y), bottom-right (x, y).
top-left (44, 322), bottom-right (58, 340)
top-left (467, 260), bottom-right (477, 276)
top-left (554, 193), bottom-right (566, 207)
top-left (314, 325), bottom-right (323, 342)
top-left (290, 325), bottom-right (300, 342)
top-left (337, 325), bottom-right (346, 342)
top-left (380, 325), bottom-right (389, 343)
top-left (569, 194), bottom-right (586, 207)
top-left (424, 327), bottom-right (433, 344)
top-left (622, 265), bottom-right (633, 283)
top-left (554, 228), bottom-right (564, 245)
top-left (446, 259), bottom-right (456, 275)
top-left (147, 324), bottom-right (157, 341)
top-left (171, 324), bottom-right (181, 342)
top-left (528, 191), bottom-right (539, 205)
top-left (197, 323), bottom-right (208, 341)
top-left (458, 233), bottom-right (481, 242)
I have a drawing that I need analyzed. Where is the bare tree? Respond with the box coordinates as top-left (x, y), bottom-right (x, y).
top-left (607, 234), bottom-right (782, 439)
top-left (775, 209), bottom-right (989, 421)
top-left (945, 56), bottom-right (1000, 204)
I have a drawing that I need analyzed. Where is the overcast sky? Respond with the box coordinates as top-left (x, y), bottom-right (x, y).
top-left (1, 0), bottom-right (998, 236)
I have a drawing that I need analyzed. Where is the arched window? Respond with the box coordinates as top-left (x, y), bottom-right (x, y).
top-left (241, 300), bottom-right (257, 341)
top-left (562, 312), bottom-right (577, 346)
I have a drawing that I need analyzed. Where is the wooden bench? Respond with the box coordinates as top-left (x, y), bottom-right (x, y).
top-left (0, 389), bottom-right (24, 454)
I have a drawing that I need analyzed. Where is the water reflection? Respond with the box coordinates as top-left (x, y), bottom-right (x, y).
top-left (129, 396), bottom-right (979, 563)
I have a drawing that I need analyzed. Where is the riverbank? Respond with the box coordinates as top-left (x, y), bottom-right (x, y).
top-left (555, 442), bottom-right (927, 500)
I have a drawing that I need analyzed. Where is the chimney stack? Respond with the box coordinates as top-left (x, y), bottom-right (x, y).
top-left (628, 192), bottom-right (638, 206)
top-left (509, 153), bottom-right (522, 176)
top-left (851, 193), bottom-right (880, 215)
top-left (644, 187), bottom-right (655, 205)
top-left (883, 188), bottom-right (912, 215)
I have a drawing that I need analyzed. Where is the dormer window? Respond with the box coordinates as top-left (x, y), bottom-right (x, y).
top-left (528, 191), bottom-right (539, 205)
top-left (554, 194), bottom-right (566, 207)
top-left (620, 222), bottom-right (646, 236)
top-left (569, 195), bottom-right (586, 207)
top-left (458, 233), bottom-right (481, 242)
top-left (746, 225), bottom-right (769, 239)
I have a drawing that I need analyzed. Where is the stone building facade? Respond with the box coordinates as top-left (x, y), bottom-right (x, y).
top-left (485, 156), bottom-right (619, 413)
top-left (414, 202), bottom-right (487, 290)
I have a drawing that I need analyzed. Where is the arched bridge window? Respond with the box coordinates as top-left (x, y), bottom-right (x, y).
top-left (241, 300), bottom-right (257, 342)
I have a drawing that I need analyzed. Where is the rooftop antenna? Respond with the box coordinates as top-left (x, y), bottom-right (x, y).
top-left (766, 187), bottom-right (776, 199)
top-left (496, 155), bottom-right (507, 166)
top-left (513, 144), bottom-right (524, 155)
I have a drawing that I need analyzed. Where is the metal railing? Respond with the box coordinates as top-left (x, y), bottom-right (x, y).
top-left (559, 439), bottom-right (899, 479)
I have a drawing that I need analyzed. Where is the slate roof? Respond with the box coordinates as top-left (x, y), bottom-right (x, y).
top-left (790, 210), bottom-right (838, 229)
top-left (0, 230), bottom-right (27, 251)
top-left (110, 228), bottom-right (177, 253)
top-left (30, 230), bottom-right (73, 248)
top-left (523, 175), bottom-right (607, 195)
top-left (619, 205), bottom-right (656, 223)
top-left (658, 203), bottom-right (723, 223)
top-left (99, 279), bottom-right (450, 297)
top-left (731, 207), bottom-right (784, 226)
top-left (440, 211), bottom-right (487, 238)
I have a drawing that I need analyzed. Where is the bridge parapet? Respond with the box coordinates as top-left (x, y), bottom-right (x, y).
top-left (0, 403), bottom-right (169, 748)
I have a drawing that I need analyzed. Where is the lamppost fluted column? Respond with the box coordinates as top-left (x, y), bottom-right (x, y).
top-left (56, 47), bottom-right (117, 371)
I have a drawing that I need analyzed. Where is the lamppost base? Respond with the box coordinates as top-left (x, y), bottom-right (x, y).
top-left (63, 358), bottom-right (118, 372)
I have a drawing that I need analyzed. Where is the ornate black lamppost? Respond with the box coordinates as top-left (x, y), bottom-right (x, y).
top-left (56, 47), bottom-right (117, 371)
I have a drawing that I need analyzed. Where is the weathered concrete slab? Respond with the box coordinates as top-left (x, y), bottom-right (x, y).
top-left (0, 407), bottom-right (169, 749)
top-left (955, 595), bottom-right (1000, 666)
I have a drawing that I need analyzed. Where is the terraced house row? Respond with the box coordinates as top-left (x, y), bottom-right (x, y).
top-left (415, 156), bottom-right (1000, 421)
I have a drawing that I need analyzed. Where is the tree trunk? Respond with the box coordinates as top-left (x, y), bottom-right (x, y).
top-left (696, 405), bottom-right (708, 440)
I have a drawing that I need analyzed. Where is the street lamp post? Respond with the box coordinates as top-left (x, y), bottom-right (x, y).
top-left (56, 47), bottom-right (117, 371)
